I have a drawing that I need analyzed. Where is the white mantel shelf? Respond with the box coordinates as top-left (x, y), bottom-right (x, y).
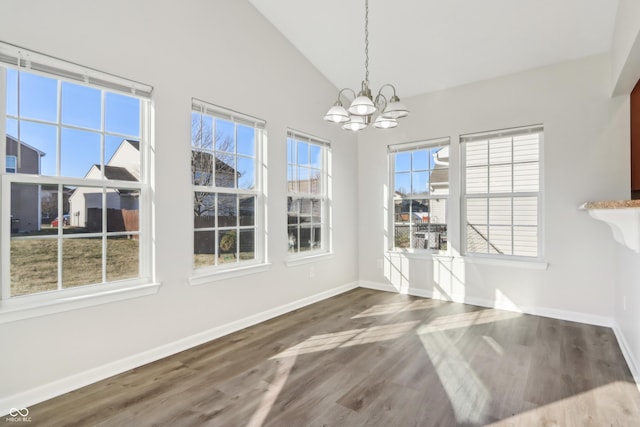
top-left (580, 200), bottom-right (640, 252)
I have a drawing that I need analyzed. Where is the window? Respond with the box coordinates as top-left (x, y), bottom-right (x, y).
top-left (389, 139), bottom-right (449, 251)
top-left (461, 125), bottom-right (542, 258)
top-left (191, 99), bottom-right (265, 271)
top-left (5, 155), bottom-right (16, 173)
top-left (1, 42), bottom-right (153, 301)
top-left (287, 130), bottom-right (330, 257)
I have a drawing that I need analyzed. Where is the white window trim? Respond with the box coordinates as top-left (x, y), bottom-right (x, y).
top-left (388, 137), bottom-right (450, 254)
top-left (0, 43), bottom-right (157, 321)
top-left (460, 125), bottom-right (545, 261)
top-left (286, 129), bottom-right (332, 263)
top-left (190, 99), bottom-right (268, 280)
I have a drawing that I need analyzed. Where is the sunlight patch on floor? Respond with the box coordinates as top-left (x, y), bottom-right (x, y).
top-left (246, 356), bottom-right (296, 427)
top-left (352, 299), bottom-right (444, 319)
top-left (271, 321), bottom-right (420, 359)
top-left (418, 308), bottom-right (522, 334)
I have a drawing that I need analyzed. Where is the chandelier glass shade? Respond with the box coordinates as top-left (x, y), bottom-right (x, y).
top-left (323, 0), bottom-right (409, 131)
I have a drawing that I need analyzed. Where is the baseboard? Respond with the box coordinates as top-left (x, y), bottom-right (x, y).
top-left (0, 281), bottom-right (359, 416)
top-left (358, 281), bottom-right (613, 327)
top-left (612, 320), bottom-right (640, 392)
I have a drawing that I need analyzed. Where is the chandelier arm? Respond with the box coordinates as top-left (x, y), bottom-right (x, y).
top-left (377, 83), bottom-right (398, 97)
top-left (337, 87), bottom-right (357, 104)
top-left (374, 92), bottom-right (388, 112)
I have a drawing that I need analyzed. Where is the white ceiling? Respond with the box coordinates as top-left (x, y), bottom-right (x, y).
top-left (249, 0), bottom-right (619, 98)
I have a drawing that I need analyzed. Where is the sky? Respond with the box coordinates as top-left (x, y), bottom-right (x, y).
top-left (6, 69), bottom-right (140, 178)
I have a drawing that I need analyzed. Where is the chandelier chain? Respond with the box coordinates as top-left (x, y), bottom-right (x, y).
top-left (364, 0), bottom-right (369, 85)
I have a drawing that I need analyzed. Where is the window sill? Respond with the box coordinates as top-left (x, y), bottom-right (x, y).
top-left (286, 252), bottom-right (334, 267)
top-left (463, 255), bottom-right (549, 270)
top-left (0, 281), bottom-right (161, 325)
top-left (190, 262), bottom-right (271, 286)
top-left (386, 250), bottom-right (451, 260)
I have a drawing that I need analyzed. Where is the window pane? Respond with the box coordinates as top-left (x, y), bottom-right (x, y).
top-left (488, 164), bottom-right (512, 193)
top-left (513, 197), bottom-right (538, 226)
top-left (11, 238), bottom-right (58, 296)
top-left (239, 196), bottom-right (255, 226)
top-left (299, 226), bottom-right (312, 252)
top-left (215, 119), bottom-right (235, 153)
top-left (514, 162), bottom-right (539, 192)
top-left (192, 150), bottom-right (213, 186)
top-left (6, 118), bottom-right (17, 138)
top-left (194, 230), bottom-right (215, 268)
top-left (489, 198), bottom-right (511, 225)
top-left (192, 112), bottom-right (214, 151)
top-left (395, 151), bottom-right (411, 172)
top-left (194, 192), bottom-right (215, 228)
top-left (237, 156), bottom-right (255, 189)
top-left (467, 224), bottom-right (488, 254)
top-left (218, 230), bottom-right (237, 264)
top-left (513, 135), bottom-right (539, 162)
top-left (239, 229), bottom-right (255, 260)
top-left (62, 237), bottom-right (102, 288)
top-left (297, 141), bottom-right (309, 166)
top-left (287, 197), bottom-right (299, 225)
top-left (466, 198), bottom-right (488, 226)
top-left (107, 235), bottom-right (139, 281)
top-left (395, 172), bottom-right (410, 194)
top-left (287, 138), bottom-right (296, 164)
top-left (488, 225), bottom-right (512, 255)
top-left (11, 182), bottom-right (44, 235)
top-left (237, 125), bottom-right (255, 157)
top-left (6, 69), bottom-right (18, 116)
top-left (61, 128), bottom-right (101, 179)
top-left (17, 121), bottom-right (57, 176)
top-left (466, 166), bottom-right (488, 194)
top-left (298, 166), bottom-right (310, 193)
top-left (104, 138), bottom-right (140, 182)
top-left (67, 185), bottom-right (103, 233)
top-left (107, 191), bottom-right (139, 233)
top-left (430, 167), bottom-right (449, 196)
top-left (310, 169), bottom-right (321, 194)
top-left (19, 71), bottom-right (58, 122)
top-left (299, 198), bottom-right (312, 224)
top-left (217, 194), bottom-right (237, 227)
top-left (288, 226), bottom-right (298, 252)
top-left (489, 138), bottom-right (512, 165)
top-left (465, 141), bottom-right (488, 166)
top-left (40, 184), bottom-right (59, 228)
top-left (287, 165), bottom-right (298, 193)
top-left (61, 82), bottom-right (101, 130)
top-left (215, 153), bottom-right (235, 188)
top-left (312, 226), bottom-right (321, 249)
top-left (105, 92), bottom-right (140, 137)
top-left (514, 226), bottom-right (538, 257)
top-left (412, 149), bottom-right (429, 170)
top-left (310, 144), bottom-right (322, 169)
top-left (394, 221), bottom-right (410, 248)
top-left (311, 199), bottom-right (322, 224)
top-left (411, 171), bottom-right (429, 196)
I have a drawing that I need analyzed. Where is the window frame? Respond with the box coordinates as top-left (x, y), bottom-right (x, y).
top-left (0, 42), bottom-right (157, 323)
top-left (190, 99), bottom-right (267, 280)
top-left (388, 137), bottom-right (450, 254)
top-left (460, 125), bottom-right (544, 261)
top-left (286, 129), bottom-right (331, 263)
top-left (5, 155), bottom-right (16, 173)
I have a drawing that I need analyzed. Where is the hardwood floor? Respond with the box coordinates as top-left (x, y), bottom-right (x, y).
top-left (6, 288), bottom-right (640, 426)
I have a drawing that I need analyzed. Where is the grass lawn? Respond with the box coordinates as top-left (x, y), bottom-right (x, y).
top-left (10, 237), bottom-right (139, 297)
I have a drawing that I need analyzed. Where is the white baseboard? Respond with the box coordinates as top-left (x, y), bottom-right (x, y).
top-left (612, 320), bottom-right (640, 393)
top-left (358, 280), bottom-right (613, 327)
top-left (0, 281), bottom-right (359, 416)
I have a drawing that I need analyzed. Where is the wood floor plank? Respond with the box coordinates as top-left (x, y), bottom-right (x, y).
top-left (5, 288), bottom-right (640, 426)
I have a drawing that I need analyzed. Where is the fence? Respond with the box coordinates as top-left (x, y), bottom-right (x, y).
top-left (86, 208), bottom-right (139, 234)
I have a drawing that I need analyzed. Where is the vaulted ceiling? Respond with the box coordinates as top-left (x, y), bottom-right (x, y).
top-left (249, 0), bottom-right (619, 98)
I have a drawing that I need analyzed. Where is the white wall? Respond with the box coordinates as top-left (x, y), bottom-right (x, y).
top-left (358, 54), bottom-right (627, 324)
top-left (611, 0), bottom-right (640, 95)
top-left (611, 0), bottom-right (640, 383)
top-left (0, 0), bottom-right (358, 404)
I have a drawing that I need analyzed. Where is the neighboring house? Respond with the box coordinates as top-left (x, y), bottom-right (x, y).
top-left (7, 135), bottom-right (45, 233)
top-left (68, 139), bottom-right (140, 230)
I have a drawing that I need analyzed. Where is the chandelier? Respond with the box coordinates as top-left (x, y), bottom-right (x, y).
top-left (323, 0), bottom-right (409, 131)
